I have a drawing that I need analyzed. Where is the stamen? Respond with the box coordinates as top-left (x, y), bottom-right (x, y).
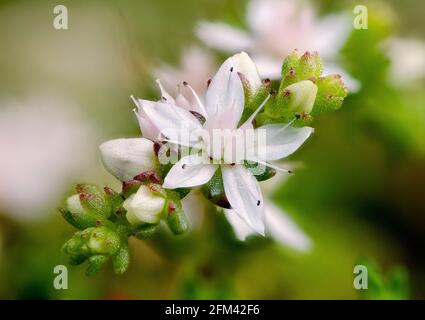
top-left (240, 94), bottom-right (271, 128)
top-left (254, 158), bottom-right (293, 174)
top-left (183, 81), bottom-right (208, 117)
top-left (130, 95), bottom-right (139, 108)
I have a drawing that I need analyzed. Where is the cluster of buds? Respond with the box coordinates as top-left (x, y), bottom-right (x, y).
top-left (249, 50), bottom-right (347, 127)
top-left (60, 171), bottom-right (188, 276)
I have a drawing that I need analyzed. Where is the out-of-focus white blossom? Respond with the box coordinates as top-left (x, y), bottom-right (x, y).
top-left (0, 97), bottom-right (97, 220)
top-left (154, 46), bottom-right (216, 98)
top-left (385, 37), bottom-right (425, 86)
top-left (196, 0), bottom-right (359, 91)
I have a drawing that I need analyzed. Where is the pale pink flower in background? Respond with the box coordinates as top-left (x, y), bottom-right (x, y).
top-left (0, 97), bottom-right (97, 220)
top-left (154, 46), bottom-right (216, 99)
top-left (384, 37), bottom-right (425, 86)
top-left (196, 0), bottom-right (359, 91)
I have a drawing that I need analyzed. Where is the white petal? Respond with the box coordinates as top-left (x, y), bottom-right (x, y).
top-left (222, 166), bottom-right (265, 235)
top-left (252, 124), bottom-right (313, 161)
top-left (99, 138), bottom-right (157, 181)
top-left (233, 52), bottom-right (262, 91)
top-left (204, 55), bottom-right (245, 126)
top-left (264, 202), bottom-right (312, 252)
top-left (141, 100), bottom-right (203, 146)
top-left (196, 21), bottom-right (254, 53)
top-left (163, 155), bottom-right (218, 189)
top-left (224, 200), bottom-right (312, 251)
top-left (224, 208), bottom-right (256, 241)
top-left (133, 98), bottom-right (161, 141)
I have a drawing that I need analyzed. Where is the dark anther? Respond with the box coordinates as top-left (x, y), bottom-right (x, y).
top-left (190, 111), bottom-right (206, 124)
top-left (183, 81), bottom-right (188, 86)
top-left (230, 67), bottom-right (234, 72)
top-left (257, 200), bottom-right (261, 206)
top-left (182, 164), bottom-right (187, 169)
top-left (153, 141), bottom-right (162, 156)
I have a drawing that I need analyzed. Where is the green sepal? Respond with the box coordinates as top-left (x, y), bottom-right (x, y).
top-left (200, 168), bottom-right (230, 209)
top-left (77, 184), bottom-right (111, 218)
top-left (244, 161), bottom-right (277, 181)
top-left (132, 223), bottom-right (160, 240)
top-left (241, 79), bottom-right (272, 124)
top-left (86, 255), bottom-right (109, 276)
top-left (112, 242), bottom-right (130, 275)
top-left (60, 208), bottom-right (100, 230)
top-left (164, 191), bottom-right (189, 235)
top-left (103, 187), bottom-right (124, 213)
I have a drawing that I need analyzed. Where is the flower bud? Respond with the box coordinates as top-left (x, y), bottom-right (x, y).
top-left (311, 74), bottom-right (348, 116)
top-left (123, 185), bottom-right (166, 225)
top-left (87, 226), bottom-right (121, 255)
top-left (284, 80), bottom-right (318, 114)
top-left (99, 138), bottom-right (158, 182)
top-left (298, 51), bottom-right (323, 80)
top-left (61, 196), bottom-right (99, 230)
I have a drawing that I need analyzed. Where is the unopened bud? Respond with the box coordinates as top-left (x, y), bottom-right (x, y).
top-left (87, 226), bottom-right (121, 255)
top-left (284, 80), bottom-right (318, 114)
top-left (123, 185), bottom-right (165, 225)
top-left (298, 51), bottom-right (323, 80)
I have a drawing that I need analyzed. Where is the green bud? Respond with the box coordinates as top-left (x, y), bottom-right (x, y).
top-left (311, 74), bottom-right (348, 116)
top-left (280, 51), bottom-right (300, 88)
top-left (61, 229), bottom-right (93, 256)
top-left (298, 51), bottom-right (323, 80)
top-left (87, 226), bottom-right (121, 255)
top-left (123, 185), bottom-right (166, 225)
top-left (77, 184), bottom-right (111, 218)
top-left (86, 255), bottom-right (109, 276)
top-left (284, 80), bottom-right (318, 114)
top-left (112, 243), bottom-right (130, 275)
top-left (280, 51), bottom-right (323, 89)
top-left (61, 195), bottom-right (100, 229)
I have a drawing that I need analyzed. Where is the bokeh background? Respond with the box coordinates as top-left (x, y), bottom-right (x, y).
top-left (0, 0), bottom-right (424, 299)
